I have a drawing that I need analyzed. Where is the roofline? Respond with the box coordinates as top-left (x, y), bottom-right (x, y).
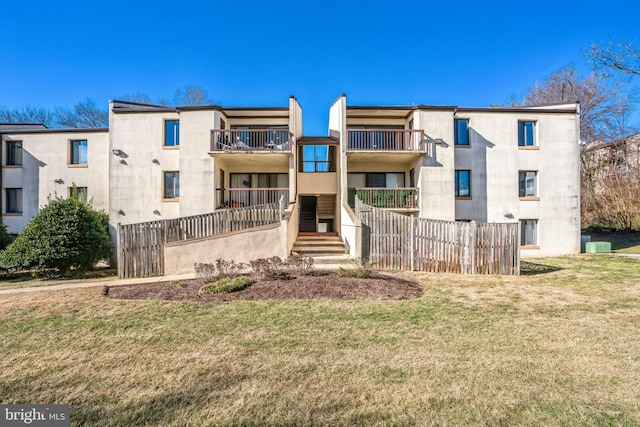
top-left (0, 127), bottom-right (109, 135)
top-left (455, 106), bottom-right (578, 114)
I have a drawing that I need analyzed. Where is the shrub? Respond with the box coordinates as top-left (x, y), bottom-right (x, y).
top-left (250, 256), bottom-right (293, 280)
top-left (0, 195), bottom-right (112, 276)
top-left (338, 263), bottom-right (373, 279)
top-left (194, 259), bottom-right (248, 283)
top-left (0, 222), bottom-right (13, 251)
top-left (199, 275), bottom-right (254, 294)
top-left (287, 252), bottom-right (314, 275)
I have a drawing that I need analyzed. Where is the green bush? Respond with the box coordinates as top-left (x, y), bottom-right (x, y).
top-left (0, 222), bottom-right (13, 251)
top-left (0, 195), bottom-right (112, 276)
top-left (200, 275), bottom-right (255, 294)
top-left (338, 263), bottom-right (374, 279)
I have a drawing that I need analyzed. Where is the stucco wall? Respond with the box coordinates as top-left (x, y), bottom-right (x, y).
top-left (453, 110), bottom-right (581, 256)
top-left (109, 106), bottom-right (180, 226)
top-left (163, 222), bottom-right (288, 275)
top-left (2, 130), bottom-right (109, 234)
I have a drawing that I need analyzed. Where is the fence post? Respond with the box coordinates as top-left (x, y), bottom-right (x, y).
top-left (410, 216), bottom-right (415, 271)
top-left (470, 220), bottom-right (476, 274)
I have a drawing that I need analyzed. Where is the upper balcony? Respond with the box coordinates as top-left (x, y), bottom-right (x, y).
top-left (210, 129), bottom-right (293, 152)
top-left (346, 129), bottom-right (431, 167)
top-left (209, 128), bottom-right (293, 169)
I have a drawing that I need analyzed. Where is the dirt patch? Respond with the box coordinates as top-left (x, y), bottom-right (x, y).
top-left (107, 271), bottom-right (423, 302)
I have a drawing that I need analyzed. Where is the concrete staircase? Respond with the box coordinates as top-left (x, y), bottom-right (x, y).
top-left (292, 233), bottom-right (356, 269)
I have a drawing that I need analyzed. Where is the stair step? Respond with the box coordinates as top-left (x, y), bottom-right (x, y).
top-left (311, 255), bottom-right (356, 265)
top-left (293, 244), bottom-right (346, 251)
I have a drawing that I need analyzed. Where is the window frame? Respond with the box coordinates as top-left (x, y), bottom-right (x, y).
top-left (454, 119), bottom-right (470, 147)
top-left (518, 170), bottom-right (539, 199)
top-left (164, 120), bottom-right (180, 148)
top-left (6, 141), bottom-right (23, 166)
top-left (298, 145), bottom-right (336, 173)
top-left (163, 171), bottom-right (180, 201)
top-left (520, 219), bottom-right (538, 247)
top-left (5, 188), bottom-right (23, 214)
top-left (69, 139), bottom-right (88, 166)
top-left (518, 120), bottom-right (537, 148)
top-left (454, 170), bottom-right (471, 198)
top-left (68, 186), bottom-right (88, 204)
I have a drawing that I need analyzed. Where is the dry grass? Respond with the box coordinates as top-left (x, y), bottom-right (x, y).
top-left (1, 255), bottom-right (640, 426)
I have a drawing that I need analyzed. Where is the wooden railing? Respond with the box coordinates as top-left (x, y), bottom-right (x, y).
top-left (347, 129), bottom-right (425, 151)
top-left (117, 203), bottom-right (283, 278)
top-left (216, 188), bottom-right (289, 208)
top-left (348, 187), bottom-right (419, 209)
top-left (211, 129), bottom-right (292, 151)
top-left (355, 198), bottom-right (519, 275)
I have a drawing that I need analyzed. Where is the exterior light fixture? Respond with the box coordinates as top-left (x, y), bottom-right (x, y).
top-left (54, 178), bottom-right (64, 184)
top-left (112, 149), bottom-right (122, 156)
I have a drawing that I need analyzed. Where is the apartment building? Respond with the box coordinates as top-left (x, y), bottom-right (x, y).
top-left (1, 95), bottom-right (581, 259)
top-left (0, 124), bottom-right (109, 234)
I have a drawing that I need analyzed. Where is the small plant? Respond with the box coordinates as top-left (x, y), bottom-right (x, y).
top-left (174, 281), bottom-right (190, 289)
top-left (194, 259), bottom-right (248, 283)
top-left (250, 256), bottom-right (286, 280)
top-left (199, 275), bottom-right (254, 294)
top-left (338, 262), bottom-right (374, 279)
top-left (287, 252), bottom-right (314, 275)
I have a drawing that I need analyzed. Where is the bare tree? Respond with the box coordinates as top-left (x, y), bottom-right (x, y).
top-left (119, 93), bottom-right (155, 104)
top-left (589, 39), bottom-right (640, 75)
top-left (56, 98), bottom-right (108, 128)
top-left (173, 86), bottom-right (212, 106)
top-left (0, 105), bottom-right (57, 127)
top-left (522, 65), bottom-right (636, 143)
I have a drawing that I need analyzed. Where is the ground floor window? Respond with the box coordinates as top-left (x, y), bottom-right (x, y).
top-left (5, 188), bottom-right (22, 214)
top-left (455, 170), bottom-right (471, 198)
top-left (520, 219), bottom-right (538, 246)
top-left (68, 186), bottom-right (88, 203)
top-left (164, 172), bottom-right (180, 199)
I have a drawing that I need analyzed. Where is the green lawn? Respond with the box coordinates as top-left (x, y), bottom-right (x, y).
top-left (1, 255), bottom-right (640, 426)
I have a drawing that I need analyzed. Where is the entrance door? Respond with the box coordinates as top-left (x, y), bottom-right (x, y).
top-left (299, 196), bottom-right (317, 232)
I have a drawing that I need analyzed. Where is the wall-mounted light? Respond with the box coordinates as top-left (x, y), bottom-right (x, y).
top-left (117, 209), bottom-right (125, 216)
top-left (54, 178), bottom-right (64, 184)
top-left (153, 210), bottom-right (161, 215)
top-left (119, 159), bottom-right (127, 165)
top-left (112, 149), bottom-right (122, 156)
top-left (152, 159), bottom-right (160, 164)
top-left (504, 212), bottom-right (514, 219)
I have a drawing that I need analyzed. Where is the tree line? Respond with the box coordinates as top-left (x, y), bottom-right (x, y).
top-left (0, 86), bottom-right (212, 129)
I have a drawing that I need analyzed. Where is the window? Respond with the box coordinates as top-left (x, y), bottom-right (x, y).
top-left (70, 140), bottom-right (88, 165)
top-left (519, 171), bottom-right (537, 197)
top-left (68, 186), bottom-right (88, 203)
top-left (454, 119), bottom-right (469, 146)
top-left (5, 188), bottom-right (22, 214)
top-left (164, 120), bottom-right (180, 147)
top-left (6, 141), bottom-right (23, 166)
top-left (298, 145), bottom-right (336, 172)
top-left (518, 121), bottom-right (536, 147)
top-left (164, 172), bottom-right (180, 199)
top-left (455, 170), bottom-right (471, 198)
top-left (521, 219), bottom-right (538, 246)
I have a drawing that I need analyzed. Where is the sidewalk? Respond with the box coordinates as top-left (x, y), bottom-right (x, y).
top-left (0, 273), bottom-right (196, 295)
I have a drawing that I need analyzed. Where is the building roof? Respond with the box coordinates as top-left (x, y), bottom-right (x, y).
top-left (0, 124), bottom-right (48, 131)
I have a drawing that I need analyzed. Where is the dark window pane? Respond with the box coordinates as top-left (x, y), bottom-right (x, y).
top-left (455, 119), bottom-right (469, 145)
top-left (165, 121), bottom-right (180, 146)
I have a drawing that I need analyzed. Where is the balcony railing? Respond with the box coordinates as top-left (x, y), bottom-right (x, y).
top-left (348, 187), bottom-right (419, 209)
top-left (211, 129), bottom-right (292, 151)
top-left (216, 188), bottom-right (290, 209)
top-left (347, 129), bottom-right (425, 151)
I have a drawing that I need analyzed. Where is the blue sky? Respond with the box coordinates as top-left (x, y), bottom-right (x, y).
top-left (2, 0), bottom-right (639, 135)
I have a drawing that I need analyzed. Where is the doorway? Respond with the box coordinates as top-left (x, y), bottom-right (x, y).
top-left (299, 196), bottom-right (317, 232)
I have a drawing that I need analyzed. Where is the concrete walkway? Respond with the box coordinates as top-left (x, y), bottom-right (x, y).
top-left (0, 273), bottom-right (196, 295)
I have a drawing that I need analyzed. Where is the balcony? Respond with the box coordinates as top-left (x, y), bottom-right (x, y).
top-left (348, 187), bottom-right (419, 210)
top-left (216, 188), bottom-right (290, 209)
top-left (347, 129), bottom-right (426, 152)
top-left (211, 129), bottom-right (292, 152)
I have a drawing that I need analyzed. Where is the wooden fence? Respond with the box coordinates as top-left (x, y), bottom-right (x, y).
top-left (118, 203), bottom-right (282, 278)
top-left (355, 199), bottom-right (519, 275)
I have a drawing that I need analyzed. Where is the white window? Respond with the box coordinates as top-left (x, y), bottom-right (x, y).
top-left (521, 219), bottom-right (538, 246)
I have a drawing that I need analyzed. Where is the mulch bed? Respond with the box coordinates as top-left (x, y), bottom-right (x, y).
top-left (107, 271), bottom-right (424, 302)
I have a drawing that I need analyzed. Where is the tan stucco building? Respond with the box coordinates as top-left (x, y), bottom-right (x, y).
top-left (1, 96), bottom-right (581, 259)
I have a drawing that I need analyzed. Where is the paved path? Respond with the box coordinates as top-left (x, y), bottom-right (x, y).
top-left (0, 273), bottom-right (196, 295)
